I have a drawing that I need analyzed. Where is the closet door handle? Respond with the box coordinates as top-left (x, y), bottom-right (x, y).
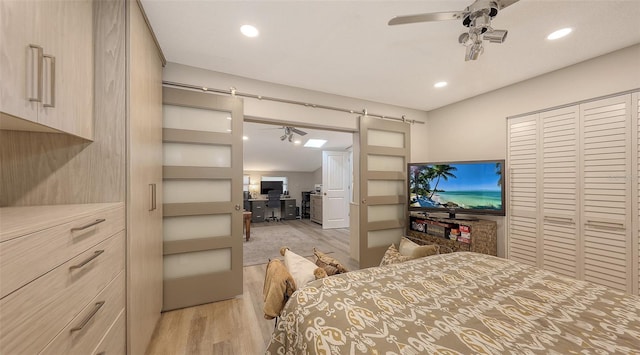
top-left (71, 219), bottom-right (106, 231)
top-left (149, 183), bottom-right (157, 211)
top-left (42, 54), bottom-right (55, 108)
top-left (69, 250), bottom-right (104, 270)
top-left (585, 219), bottom-right (625, 230)
top-left (543, 216), bottom-right (574, 224)
top-left (70, 301), bottom-right (105, 333)
top-left (27, 44), bottom-right (43, 102)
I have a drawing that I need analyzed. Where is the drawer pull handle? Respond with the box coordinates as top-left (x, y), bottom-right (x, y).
top-left (70, 301), bottom-right (105, 333)
top-left (69, 250), bottom-right (104, 270)
top-left (71, 219), bottom-right (106, 231)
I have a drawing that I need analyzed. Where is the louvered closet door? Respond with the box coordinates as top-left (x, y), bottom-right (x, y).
top-left (507, 114), bottom-right (539, 266)
top-left (540, 106), bottom-right (579, 278)
top-left (580, 95), bottom-right (632, 293)
top-left (633, 92), bottom-right (640, 295)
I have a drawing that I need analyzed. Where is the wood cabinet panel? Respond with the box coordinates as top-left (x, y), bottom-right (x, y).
top-left (0, 232), bottom-right (124, 354)
top-left (0, 0), bottom-right (94, 139)
top-left (0, 204), bottom-right (124, 298)
top-left (0, 0), bottom-right (126, 207)
top-left (92, 309), bottom-right (126, 355)
top-left (126, 1), bottom-right (164, 353)
top-left (310, 195), bottom-right (323, 224)
top-left (0, 0), bottom-right (39, 123)
top-left (40, 271), bottom-right (125, 355)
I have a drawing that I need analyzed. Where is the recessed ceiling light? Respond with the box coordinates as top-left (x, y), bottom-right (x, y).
top-left (242, 136), bottom-right (248, 140)
top-left (226, 116), bottom-right (232, 120)
top-left (547, 28), bottom-right (572, 40)
top-left (294, 140), bottom-right (301, 144)
top-left (226, 129), bottom-right (232, 132)
top-left (434, 81), bottom-right (448, 88)
top-left (240, 25), bottom-right (259, 38)
top-left (304, 139), bottom-right (327, 148)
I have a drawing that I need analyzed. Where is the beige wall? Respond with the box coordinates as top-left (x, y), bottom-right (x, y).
top-left (244, 170), bottom-right (316, 210)
top-left (423, 44), bottom-right (640, 257)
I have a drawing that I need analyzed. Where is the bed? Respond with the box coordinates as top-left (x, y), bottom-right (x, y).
top-left (266, 252), bottom-right (640, 354)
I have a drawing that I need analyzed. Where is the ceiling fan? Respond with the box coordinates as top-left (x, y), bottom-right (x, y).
top-left (280, 126), bottom-right (307, 142)
top-left (388, 0), bottom-right (519, 61)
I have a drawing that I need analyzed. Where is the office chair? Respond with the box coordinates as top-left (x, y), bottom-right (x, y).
top-left (265, 190), bottom-right (281, 222)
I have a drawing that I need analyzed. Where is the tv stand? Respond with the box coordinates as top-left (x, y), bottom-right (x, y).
top-left (407, 214), bottom-right (496, 256)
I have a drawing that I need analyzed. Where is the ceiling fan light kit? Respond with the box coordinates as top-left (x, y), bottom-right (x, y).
top-left (388, 0), bottom-right (519, 61)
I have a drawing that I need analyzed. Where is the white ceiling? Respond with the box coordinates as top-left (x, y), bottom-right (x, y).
top-left (243, 122), bottom-right (353, 172)
top-left (141, 0), bottom-right (640, 171)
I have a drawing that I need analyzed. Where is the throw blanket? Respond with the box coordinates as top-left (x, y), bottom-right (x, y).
top-left (262, 259), bottom-right (296, 320)
top-left (266, 252), bottom-right (640, 354)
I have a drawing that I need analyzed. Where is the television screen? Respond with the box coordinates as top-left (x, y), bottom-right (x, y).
top-left (260, 181), bottom-right (283, 195)
top-left (408, 160), bottom-right (505, 217)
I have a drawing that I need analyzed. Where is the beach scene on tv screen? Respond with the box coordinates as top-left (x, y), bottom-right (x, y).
top-left (409, 162), bottom-right (503, 211)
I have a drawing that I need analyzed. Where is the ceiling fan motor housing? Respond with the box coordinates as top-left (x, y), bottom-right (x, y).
top-left (462, 0), bottom-right (499, 30)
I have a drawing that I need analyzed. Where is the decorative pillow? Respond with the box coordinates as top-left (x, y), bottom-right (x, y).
top-left (399, 237), bottom-right (440, 258)
top-left (379, 244), bottom-right (415, 266)
top-left (283, 248), bottom-right (319, 289)
top-left (313, 248), bottom-right (348, 276)
top-left (398, 237), bottom-right (420, 256)
top-left (410, 244), bottom-right (440, 258)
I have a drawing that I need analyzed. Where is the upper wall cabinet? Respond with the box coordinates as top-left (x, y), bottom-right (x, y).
top-left (0, 0), bottom-right (94, 140)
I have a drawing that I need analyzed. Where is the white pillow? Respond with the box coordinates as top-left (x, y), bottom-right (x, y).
top-left (399, 237), bottom-right (419, 256)
top-left (283, 249), bottom-right (317, 289)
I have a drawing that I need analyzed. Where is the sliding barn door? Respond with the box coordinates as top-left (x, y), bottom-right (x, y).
top-left (359, 116), bottom-right (410, 268)
top-left (162, 87), bottom-right (243, 310)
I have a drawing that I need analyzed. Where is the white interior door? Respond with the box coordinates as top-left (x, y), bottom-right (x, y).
top-left (161, 87), bottom-right (243, 311)
top-left (358, 116), bottom-right (410, 268)
top-left (322, 150), bottom-right (350, 229)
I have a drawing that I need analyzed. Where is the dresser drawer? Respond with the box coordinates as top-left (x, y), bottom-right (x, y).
top-left (0, 204), bottom-right (124, 298)
top-left (0, 232), bottom-right (124, 355)
top-left (92, 309), bottom-right (126, 355)
top-left (41, 271), bottom-right (125, 355)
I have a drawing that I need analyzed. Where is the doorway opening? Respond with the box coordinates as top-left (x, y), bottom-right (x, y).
top-left (242, 120), bottom-right (357, 268)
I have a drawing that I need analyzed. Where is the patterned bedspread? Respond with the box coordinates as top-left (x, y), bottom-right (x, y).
top-left (266, 252), bottom-right (640, 354)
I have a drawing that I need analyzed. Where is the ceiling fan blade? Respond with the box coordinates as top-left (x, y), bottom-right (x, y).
top-left (388, 11), bottom-right (463, 26)
top-left (290, 127), bottom-right (307, 136)
top-left (498, 0), bottom-right (519, 9)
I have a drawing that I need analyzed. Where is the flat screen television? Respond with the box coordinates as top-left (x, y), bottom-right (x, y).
top-left (260, 180), bottom-right (283, 195)
top-left (408, 160), bottom-right (505, 219)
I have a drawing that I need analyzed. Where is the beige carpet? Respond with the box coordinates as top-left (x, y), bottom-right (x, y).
top-left (243, 222), bottom-right (336, 266)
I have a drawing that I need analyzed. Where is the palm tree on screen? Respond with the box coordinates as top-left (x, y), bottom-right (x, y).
top-left (427, 165), bottom-right (457, 199)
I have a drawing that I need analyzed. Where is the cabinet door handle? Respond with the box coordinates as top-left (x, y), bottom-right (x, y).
top-left (70, 301), bottom-right (105, 333)
top-left (27, 44), bottom-right (43, 102)
top-left (69, 250), bottom-right (104, 270)
top-left (71, 219), bottom-right (106, 231)
top-left (42, 54), bottom-right (55, 108)
top-left (149, 183), bottom-right (157, 211)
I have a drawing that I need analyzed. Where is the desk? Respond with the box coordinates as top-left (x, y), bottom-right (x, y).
top-left (243, 211), bottom-right (252, 241)
top-left (248, 198), bottom-right (297, 222)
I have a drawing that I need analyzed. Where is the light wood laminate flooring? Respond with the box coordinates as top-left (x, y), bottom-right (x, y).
top-left (146, 219), bottom-right (356, 355)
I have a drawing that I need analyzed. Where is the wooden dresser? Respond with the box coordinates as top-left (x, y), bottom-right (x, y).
top-left (0, 203), bottom-right (125, 354)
